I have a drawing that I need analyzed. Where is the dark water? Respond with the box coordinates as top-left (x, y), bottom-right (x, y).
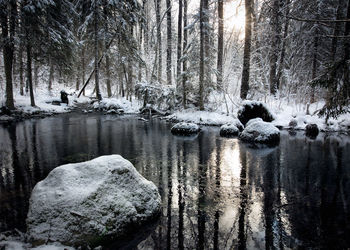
top-left (1, 114), bottom-right (350, 249)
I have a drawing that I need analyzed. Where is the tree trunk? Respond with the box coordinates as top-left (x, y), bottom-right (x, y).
top-left (276, 0), bottom-right (290, 91)
top-left (104, 1), bottom-right (112, 97)
top-left (310, 2), bottom-right (322, 103)
top-left (240, 0), bottom-right (252, 99)
top-left (75, 69), bottom-right (80, 91)
top-left (1, 0), bottom-right (16, 109)
top-left (155, 0), bottom-right (162, 83)
top-left (269, 0), bottom-right (281, 96)
top-left (166, 0), bottom-right (172, 85)
top-left (217, 0), bottom-right (224, 90)
top-left (203, 0), bottom-right (210, 90)
top-left (343, 0), bottom-right (350, 99)
top-left (34, 57), bottom-right (39, 87)
top-left (199, 0), bottom-right (208, 110)
top-left (138, 11), bottom-right (143, 82)
top-left (310, 35), bottom-right (319, 103)
top-left (143, 0), bottom-right (149, 81)
top-left (3, 39), bottom-right (15, 109)
top-left (119, 69), bottom-right (125, 97)
top-left (27, 43), bottom-right (35, 107)
top-left (82, 46), bottom-right (86, 96)
top-left (48, 56), bottom-right (54, 91)
top-left (19, 46), bottom-right (24, 95)
top-left (127, 26), bottom-right (134, 101)
top-left (182, 0), bottom-right (188, 108)
top-left (12, 53), bottom-right (17, 88)
top-left (331, 0), bottom-right (342, 61)
top-left (143, 0), bottom-right (149, 53)
top-left (177, 0), bottom-right (183, 88)
top-left (94, 0), bottom-right (101, 101)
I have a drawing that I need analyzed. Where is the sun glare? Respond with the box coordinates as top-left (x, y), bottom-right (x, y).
top-left (225, 0), bottom-right (246, 34)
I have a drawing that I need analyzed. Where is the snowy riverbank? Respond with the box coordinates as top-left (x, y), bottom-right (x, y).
top-left (166, 101), bottom-right (350, 132)
top-left (1, 89), bottom-right (349, 132)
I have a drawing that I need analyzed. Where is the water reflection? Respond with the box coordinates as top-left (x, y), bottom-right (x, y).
top-left (0, 114), bottom-right (350, 249)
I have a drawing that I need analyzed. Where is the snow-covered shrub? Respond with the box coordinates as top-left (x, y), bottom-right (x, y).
top-left (238, 101), bottom-right (275, 126)
top-left (135, 82), bottom-right (177, 110)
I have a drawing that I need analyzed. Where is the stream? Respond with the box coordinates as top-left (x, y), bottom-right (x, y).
top-left (0, 113), bottom-right (350, 249)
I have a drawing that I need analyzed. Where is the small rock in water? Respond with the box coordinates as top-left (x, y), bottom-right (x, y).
top-left (305, 123), bottom-right (319, 139)
top-left (106, 109), bottom-right (118, 114)
top-left (117, 109), bottom-right (125, 114)
top-left (171, 122), bottom-right (200, 135)
top-left (220, 123), bottom-right (239, 137)
top-left (0, 106), bottom-right (12, 115)
top-left (0, 115), bottom-right (15, 123)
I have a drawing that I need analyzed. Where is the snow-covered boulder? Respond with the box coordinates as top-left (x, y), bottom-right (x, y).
top-left (27, 155), bottom-right (161, 247)
top-left (245, 118), bottom-right (263, 128)
top-left (232, 119), bottom-right (244, 131)
top-left (237, 101), bottom-right (274, 126)
top-left (220, 124), bottom-right (239, 137)
top-left (239, 121), bottom-right (280, 144)
top-left (171, 122), bottom-right (200, 135)
top-left (305, 123), bottom-right (319, 138)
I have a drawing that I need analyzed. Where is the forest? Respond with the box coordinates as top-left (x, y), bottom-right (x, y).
top-left (1, 0), bottom-right (350, 249)
top-left (0, 0), bottom-right (349, 121)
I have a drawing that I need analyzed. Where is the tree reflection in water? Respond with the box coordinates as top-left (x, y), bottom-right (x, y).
top-left (0, 114), bottom-right (349, 249)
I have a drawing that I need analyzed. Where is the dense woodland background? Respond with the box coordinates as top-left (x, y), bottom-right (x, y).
top-left (0, 0), bottom-right (349, 120)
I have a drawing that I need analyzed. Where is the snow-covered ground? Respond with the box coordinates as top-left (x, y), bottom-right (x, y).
top-left (0, 86), bottom-right (141, 116)
top-left (92, 97), bottom-right (141, 113)
top-left (0, 239), bottom-right (75, 250)
top-left (270, 102), bottom-right (350, 132)
top-left (1, 84), bottom-right (349, 132)
top-left (166, 98), bottom-right (350, 132)
top-left (166, 109), bottom-right (238, 126)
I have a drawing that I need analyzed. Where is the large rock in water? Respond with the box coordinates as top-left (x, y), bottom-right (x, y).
top-left (239, 120), bottom-right (280, 144)
top-left (27, 155), bottom-right (161, 247)
top-left (237, 101), bottom-right (274, 126)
